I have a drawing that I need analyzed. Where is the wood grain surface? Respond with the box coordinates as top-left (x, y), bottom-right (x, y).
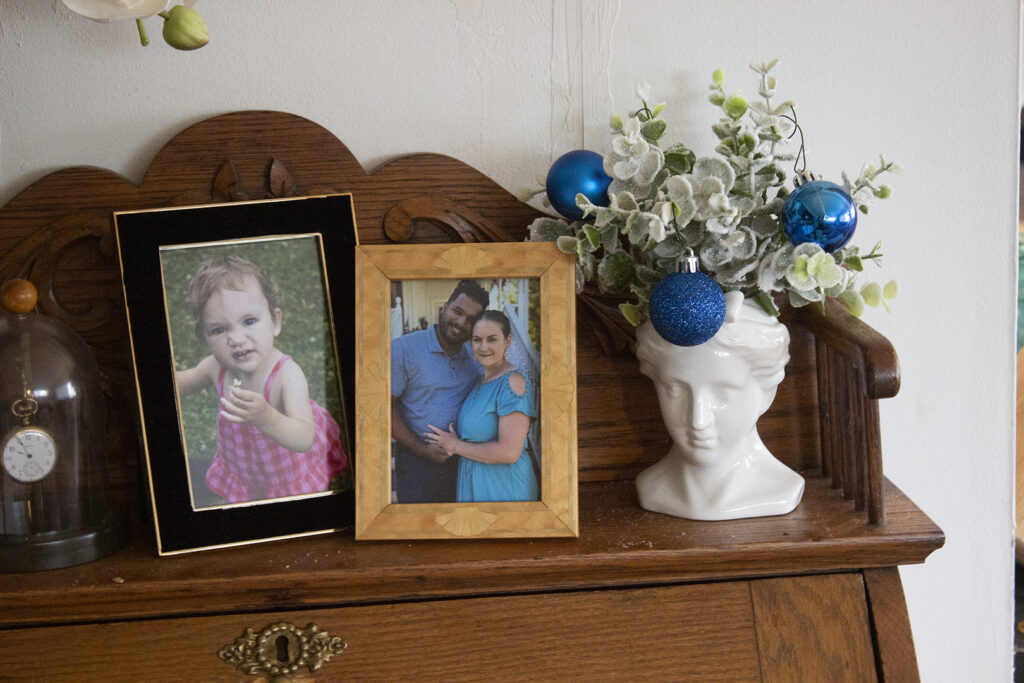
top-left (0, 477), bottom-right (941, 629)
top-left (751, 573), bottom-right (877, 682)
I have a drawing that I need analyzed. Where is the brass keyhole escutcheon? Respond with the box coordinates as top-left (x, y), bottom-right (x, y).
top-left (219, 622), bottom-right (346, 679)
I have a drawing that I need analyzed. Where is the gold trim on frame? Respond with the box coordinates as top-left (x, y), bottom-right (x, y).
top-left (355, 242), bottom-right (578, 540)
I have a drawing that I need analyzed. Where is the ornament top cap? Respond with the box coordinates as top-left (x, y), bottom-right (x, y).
top-left (1, 279), bottom-right (37, 314)
top-left (678, 248), bottom-right (700, 274)
top-left (792, 170), bottom-right (819, 188)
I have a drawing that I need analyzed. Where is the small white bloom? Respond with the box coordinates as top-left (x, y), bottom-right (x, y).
top-left (636, 82), bottom-right (651, 101)
top-left (63, 0), bottom-right (197, 22)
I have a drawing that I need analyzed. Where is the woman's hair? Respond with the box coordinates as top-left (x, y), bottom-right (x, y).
top-left (473, 309), bottom-right (511, 338)
top-left (187, 255), bottom-right (281, 338)
top-left (637, 291), bottom-right (790, 390)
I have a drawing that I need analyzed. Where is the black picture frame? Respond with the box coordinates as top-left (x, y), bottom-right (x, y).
top-left (115, 194), bottom-right (357, 555)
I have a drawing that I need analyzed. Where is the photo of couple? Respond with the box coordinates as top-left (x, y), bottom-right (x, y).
top-left (390, 277), bottom-right (542, 505)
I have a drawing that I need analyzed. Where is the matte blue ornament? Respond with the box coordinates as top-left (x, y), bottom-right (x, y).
top-left (648, 252), bottom-right (726, 347)
top-left (783, 171), bottom-right (858, 252)
top-left (545, 149), bottom-right (613, 220)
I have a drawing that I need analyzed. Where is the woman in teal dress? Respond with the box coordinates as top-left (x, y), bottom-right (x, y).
top-left (424, 310), bottom-right (539, 502)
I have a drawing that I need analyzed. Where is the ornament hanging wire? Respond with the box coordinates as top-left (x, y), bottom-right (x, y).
top-left (777, 105), bottom-right (807, 174)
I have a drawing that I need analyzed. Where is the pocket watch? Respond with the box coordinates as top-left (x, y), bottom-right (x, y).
top-left (2, 407), bottom-right (58, 484)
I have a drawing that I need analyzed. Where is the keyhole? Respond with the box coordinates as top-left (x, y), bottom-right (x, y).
top-left (274, 634), bottom-right (290, 664)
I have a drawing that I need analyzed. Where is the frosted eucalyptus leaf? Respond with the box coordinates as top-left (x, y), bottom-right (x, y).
top-left (611, 158), bottom-right (641, 181)
top-left (575, 193), bottom-right (596, 219)
top-left (757, 257), bottom-right (782, 292)
top-left (593, 207), bottom-right (618, 229)
top-left (841, 289), bottom-right (865, 317)
top-left (679, 219), bottom-right (705, 246)
top-left (653, 234), bottom-right (687, 259)
top-left (598, 251), bottom-right (636, 294)
top-left (556, 235), bottom-right (579, 254)
top-left (611, 191), bottom-right (639, 212)
top-left (883, 280), bottom-right (899, 299)
top-left (579, 252), bottom-right (596, 281)
top-left (528, 217), bottom-right (573, 242)
top-left (701, 240), bottom-right (733, 268)
top-left (693, 157), bottom-right (736, 191)
top-left (636, 266), bottom-right (663, 286)
top-left (633, 147), bottom-right (666, 186)
top-left (583, 226), bottom-right (601, 249)
top-left (861, 282), bottom-right (882, 307)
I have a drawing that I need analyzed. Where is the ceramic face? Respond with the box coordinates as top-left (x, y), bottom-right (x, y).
top-left (650, 343), bottom-right (764, 466)
top-left (470, 319), bottom-right (511, 373)
top-left (200, 276), bottom-right (282, 379)
top-left (437, 293), bottom-right (484, 348)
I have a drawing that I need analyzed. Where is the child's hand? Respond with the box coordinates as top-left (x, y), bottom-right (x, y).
top-left (220, 387), bottom-right (273, 428)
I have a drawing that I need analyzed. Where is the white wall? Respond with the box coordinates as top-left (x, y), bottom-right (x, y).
top-left (1, 1), bottom-right (1018, 679)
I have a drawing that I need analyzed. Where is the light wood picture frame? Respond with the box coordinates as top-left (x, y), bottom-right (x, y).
top-left (355, 242), bottom-right (577, 539)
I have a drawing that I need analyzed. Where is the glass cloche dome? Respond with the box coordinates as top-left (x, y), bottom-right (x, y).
top-left (0, 279), bottom-right (124, 571)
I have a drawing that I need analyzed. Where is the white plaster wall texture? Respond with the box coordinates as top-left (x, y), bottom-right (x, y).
top-left (0, 1), bottom-right (1018, 679)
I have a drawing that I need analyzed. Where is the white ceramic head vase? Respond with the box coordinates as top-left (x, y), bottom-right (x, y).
top-left (635, 290), bottom-right (805, 520)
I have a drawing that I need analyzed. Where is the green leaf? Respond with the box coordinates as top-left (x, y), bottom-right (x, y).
top-left (609, 114), bottom-right (623, 132)
top-left (755, 291), bottom-right (780, 317)
top-left (642, 119), bottom-right (667, 142)
top-left (619, 302), bottom-right (642, 327)
top-left (651, 103), bottom-right (666, 117)
top-left (664, 144), bottom-right (696, 174)
top-left (709, 92), bottom-right (726, 106)
top-left (883, 280), bottom-right (899, 299)
top-left (629, 283), bottom-right (651, 303)
top-left (583, 225), bottom-right (601, 249)
top-left (712, 68), bottom-right (725, 86)
top-left (724, 92), bottom-right (748, 120)
top-left (844, 255), bottom-right (864, 272)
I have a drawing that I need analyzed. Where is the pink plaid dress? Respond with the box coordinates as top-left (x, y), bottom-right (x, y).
top-left (205, 355), bottom-right (348, 503)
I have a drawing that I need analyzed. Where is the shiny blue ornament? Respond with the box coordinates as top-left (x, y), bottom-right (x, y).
top-left (545, 150), bottom-right (613, 220)
top-left (648, 253), bottom-right (726, 347)
top-left (783, 172), bottom-right (858, 252)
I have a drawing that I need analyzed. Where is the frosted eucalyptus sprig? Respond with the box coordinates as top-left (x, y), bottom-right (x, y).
top-left (526, 60), bottom-right (900, 323)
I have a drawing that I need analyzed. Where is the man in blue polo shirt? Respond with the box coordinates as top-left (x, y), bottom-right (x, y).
top-left (391, 280), bottom-right (489, 503)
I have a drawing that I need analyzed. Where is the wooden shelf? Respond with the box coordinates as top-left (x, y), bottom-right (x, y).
top-left (0, 474), bottom-right (942, 629)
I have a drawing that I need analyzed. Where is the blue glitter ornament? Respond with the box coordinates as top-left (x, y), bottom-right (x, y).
top-left (648, 251), bottom-right (726, 347)
top-left (545, 150), bottom-right (613, 220)
top-left (782, 171), bottom-right (858, 252)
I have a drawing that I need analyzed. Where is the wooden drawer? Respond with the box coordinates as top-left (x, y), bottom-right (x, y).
top-left (0, 574), bottom-right (877, 681)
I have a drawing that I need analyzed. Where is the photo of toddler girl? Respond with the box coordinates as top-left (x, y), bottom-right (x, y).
top-left (173, 253), bottom-right (348, 505)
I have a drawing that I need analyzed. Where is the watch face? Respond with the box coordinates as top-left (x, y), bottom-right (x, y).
top-left (3, 427), bottom-right (57, 483)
